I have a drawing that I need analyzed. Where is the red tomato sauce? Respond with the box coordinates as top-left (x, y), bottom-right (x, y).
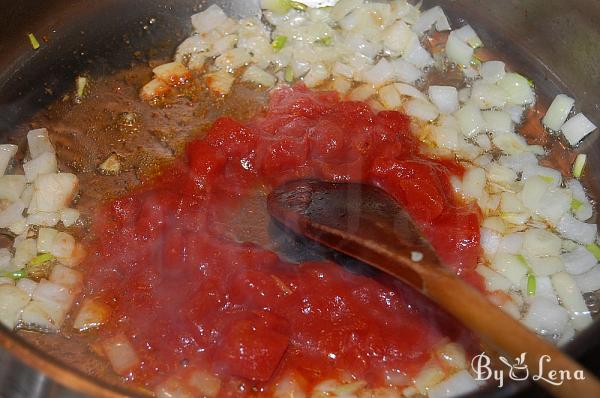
top-left (82, 84), bottom-right (483, 391)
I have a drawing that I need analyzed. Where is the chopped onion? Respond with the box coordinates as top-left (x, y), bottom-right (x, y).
top-left (561, 113), bottom-right (597, 146)
top-left (27, 128), bottom-right (55, 159)
top-left (191, 5), bottom-right (228, 34)
top-left (470, 80), bottom-right (508, 109)
top-left (23, 152), bottom-right (58, 182)
top-left (153, 62), bottom-right (191, 86)
top-left (572, 153), bottom-right (586, 179)
top-left (303, 63), bottom-right (330, 88)
top-left (556, 214), bottom-right (597, 245)
top-left (561, 246), bottom-right (597, 275)
top-left (331, 0), bottom-right (363, 21)
top-left (497, 73), bottom-right (535, 106)
top-left (477, 264), bottom-right (512, 291)
top-left (567, 179), bottom-right (593, 221)
top-left (32, 173), bottom-right (78, 213)
top-left (0, 175), bottom-right (27, 202)
top-left (573, 266), bottom-right (600, 293)
top-left (403, 98), bottom-right (439, 122)
top-left (0, 144), bottom-right (18, 176)
top-left (101, 334), bottom-right (141, 375)
top-left (73, 299), bottom-right (111, 332)
top-left (454, 102), bottom-right (486, 137)
top-left (13, 238), bottom-right (37, 269)
top-left (522, 228), bottom-right (562, 257)
top-left (0, 200), bottom-right (25, 229)
top-left (522, 296), bottom-right (569, 336)
top-left (394, 83), bottom-right (427, 101)
top-left (428, 86), bottom-right (459, 114)
top-left (348, 84), bottom-right (376, 101)
top-left (50, 232), bottom-right (76, 258)
top-left (491, 253), bottom-right (528, 286)
top-left (140, 79), bottom-right (171, 100)
top-left (461, 167), bottom-right (486, 202)
top-left (241, 66), bottom-right (277, 88)
top-left (383, 21), bottom-right (412, 55)
top-left (188, 370), bottom-right (222, 398)
top-left (483, 110), bottom-right (513, 135)
top-left (412, 6), bottom-right (451, 35)
top-left (33, 279), bottom-right (73, 309)
top-left (0, 285), bottom-right (30, 329)
top-left (378, 84), bottom-right (402, 109)
top-left (49, 264), bottom-right (82, 291)
top-left (542, 94), bottom-right (575, 131)
top-left (205, 70), bottom-right (236, 95)
top-left (452, 24), bottom-right (482, 48)
top-left (480, 61), bottom-right (506, 83)
top-left (445, 32), bottom-right (473, 66)
top-left (552, 272), bottom-right (593, 331)
top-left (402, 36), bottom-right (433, 68)
top-left (428, 370), bottom-right (479, 398)
top-left (361, 58), bottom-right (394, 87)
top-left (16, 278), bottom-right (37, 298)
top-left (60, 208), bottom-right (80, 227)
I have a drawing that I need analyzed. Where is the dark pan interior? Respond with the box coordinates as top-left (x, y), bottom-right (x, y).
top-left (0, 1), bottom-right (599, 397)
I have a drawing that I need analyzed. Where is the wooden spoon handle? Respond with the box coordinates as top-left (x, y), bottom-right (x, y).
top-left (422, 268), bottom-right (600, 398)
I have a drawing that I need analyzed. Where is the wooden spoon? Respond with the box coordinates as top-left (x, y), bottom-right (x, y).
top-left (267, 179), bottom-right (600, 398)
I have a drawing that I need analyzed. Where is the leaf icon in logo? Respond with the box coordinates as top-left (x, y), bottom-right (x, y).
top-left (515, 352), bottom-right (527, 366)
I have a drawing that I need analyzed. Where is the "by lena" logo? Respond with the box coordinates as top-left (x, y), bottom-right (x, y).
top-left (471, 352), bottom-right (586, 388)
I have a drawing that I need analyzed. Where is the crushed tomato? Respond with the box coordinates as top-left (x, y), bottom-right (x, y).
top-left (82, 84), bottom-right (483, 391)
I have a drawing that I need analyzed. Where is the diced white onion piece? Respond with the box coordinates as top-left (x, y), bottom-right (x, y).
top-left (492, 131), bottom-right (529, 155)
top-left (414, 365), bottom-right (446, 394)
top-left (27, 128), bottom-right (55, 159)
top-left (27, 212), bottom-right (59, 227)
top-left (551, 272), bottom-right (593, 331)
top-left (0, 175), bottom-right (27, 202)
top-left (241, 66), bottom-right (277, 88)
top-left (522, 296), bottom-right (569, 335)
top-left (188, 370), bottom-right (222, 398)
top-left (561, 246), bottom-right (597, 275)
top-left (348, 84), bottom-right (376, 101)
top-left (176, 35), bottom-right (210, 58)
top-left (391, 58), bottom-right (423, 83)
top-left (211, 35), bottom-right (238, 58)
top-left (49, 264), bottom-right (83, 291)
top-left (480, 61), bottom-right (506, 83)
top-left (155, 379), bottom-right (194, 398)
top-left (573, 265), bottom-right (600, 293)
top-left (0, 248), bottom-right (11, 270)
top-left (461, 167), bottom-right (486, 202)
top-left (50, 232), bottom-right (76, 258)
top-left (542, 94), bottom-right (575, 131)
top-left (361, 58), bottom-right (395, 87)
top-left (0, 277), bottom-right (14, 286)
top-left (378, 84), bottom-right (402, 109)
top-left (536, 188), bottom-right (572, 225)
top-left (556, 214), bottom-right (597, 245)
top-left (567, 179), bottom-right (593, 221)
top-left (491, 253), bottom-right (528, 286)
top-left (60, 208), bottom-right (80, 227)
top-left (521, 164), bottom-right (562, 187)
top-left (332, 77), bottom-right (352, 95)
top-left (496, 233), bottom-right (524, 254)
top-left (23, 152), bottom-right (58, 182)
top-left (430, 126), bottom-right (459, 150)
top-left (153, 62), bottom-right (190, 85)
top-left (102, 334), bottom-right (141, 375)
top-left (445, 32), bottom-right (473, 66)
top-left (483, 110), bottom-right (513, 135)
top-left (402, 36), bottom-right (434, 68)
top-left (526, 256), bottom-right (564, 277)
top-left (0, 285), bottom-right (30, 329)
top-left (560, 113), bottom-right (597, 146)
top-left (20, 300), bottom-right (64, 331)
top-left (435, 342), bottom-right (468, 370)
top-left (13, 238), bottom-right (37, 269)
top-left (522, 275), bottom-right (559, 303)
top-left (452, 24), bottom-right (483, 48)
top-left (32, 173), bottom-right (78, 213)
top-left (205, 70), bottom-right (235, 96)
top-left (0, 200), bottom-right (25, 228)
top-left (303, 64), bottom-right (330, 88)
top-left (470, 80), bottom-right (508, 110)
top-left (394, 83), bottom-right (427, 101)
top-left (332, 62), bottom-right (354, 79)
top-left (191, 5), bottom-right (228, 34)
top-left (428, 370), bottom-right (479, 398)
top-left (497, 73), bottom-right (535, 105)
top-left (476, 264), bottom-right (512, 291)
top-left (499, 152), bottom-right (538, 173)
top-left (0, 145), bottom-right (18, 176)
top-left (412, 6), bottom-right (451, 35)
top-left (16, 278), bottom-right (38, 298)
top-left (522, 228), bottom-right (562, 257)
top-left (455, 102), bottom-right (486, 137)
top-left (73, 299), bottom-right (111, 331)
top-left (428, 86), bottom-right (459, 114)
top-left (383, 21), bottom-right (412, 55)
top-left (140, 79), bottom-right (171, 101)
top-left (215, 48), bottom-right (251, 72)
top-left (33, 279), bottom-right (73, 308)
top-left (520, 176), bottom-right (549, 213)
top-left (331, 0), bottom-right (363, 21)
top-left (403, 99), bottom-right (439, 122)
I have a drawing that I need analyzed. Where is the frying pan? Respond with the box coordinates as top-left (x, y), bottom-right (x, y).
top-left (1, 0), bottom-right (599, 397)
